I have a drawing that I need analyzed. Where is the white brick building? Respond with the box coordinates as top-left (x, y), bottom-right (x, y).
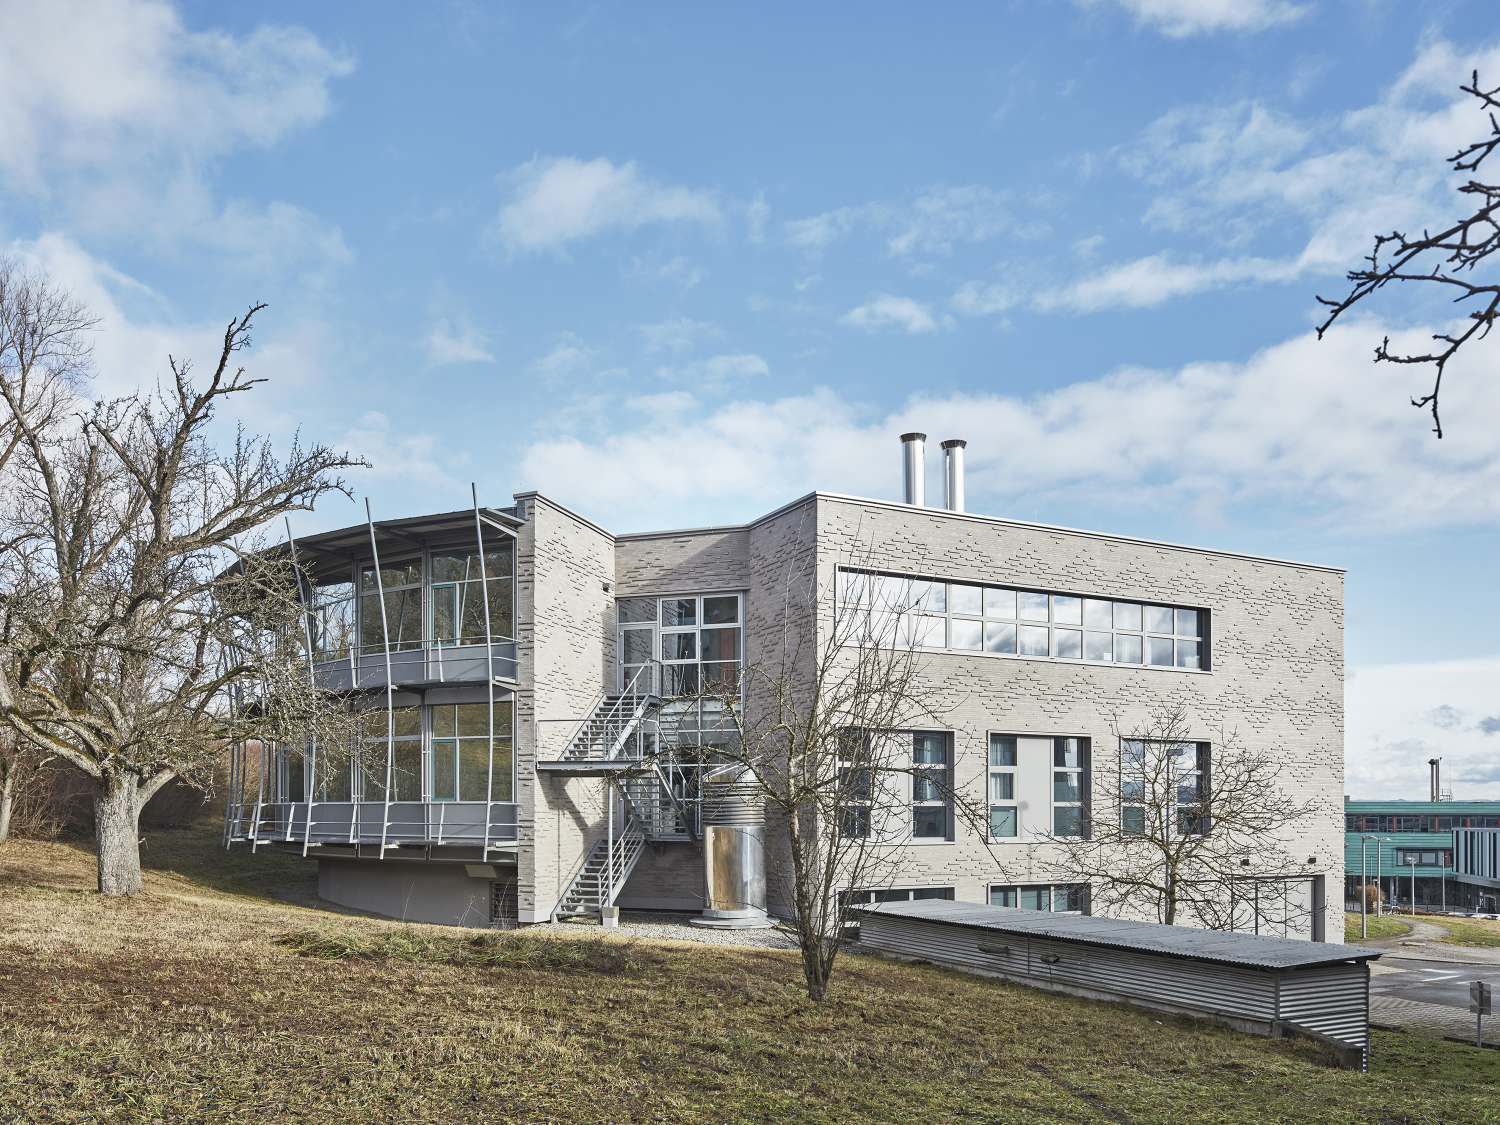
top-left (226, 436), bottom-right (1344, 941)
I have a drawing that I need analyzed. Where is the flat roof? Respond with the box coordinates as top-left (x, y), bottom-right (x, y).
top-left (609, 491), bottom-right (1343, 574)
top-left (854, 899), bottom-right (1381, 970)
top-left (1345, 800), bottom-right (1500, 813)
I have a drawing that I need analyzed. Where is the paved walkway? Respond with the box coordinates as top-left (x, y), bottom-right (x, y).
top-left (1357, 915), bottom-right (1500, 966)
top-left (1371, 994), bottom-right (1492, 1045)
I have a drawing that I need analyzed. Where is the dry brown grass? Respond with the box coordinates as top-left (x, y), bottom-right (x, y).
top-left (1, 826), bottom-right (1497, 1123)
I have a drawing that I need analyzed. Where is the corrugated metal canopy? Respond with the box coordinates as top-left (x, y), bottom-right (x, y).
top-left (854, 899), bottom-right (1383, 970)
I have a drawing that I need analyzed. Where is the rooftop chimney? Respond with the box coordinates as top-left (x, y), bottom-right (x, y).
top-left (941, 439), bottom-right (967, 513)
top-left (900, 432), bottom-right (926, 506)
top-left (1429, 757), bottom-right (1442, 803)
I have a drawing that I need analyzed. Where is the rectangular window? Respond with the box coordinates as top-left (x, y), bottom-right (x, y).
top-left (1053, 737), bottom-right (1088, 837)
top-left (989, 883), bottom-right (1090, 914)
top-left (845, 886), bottom-right (956, 907)
top-left (430, 701), bottom-right (515, 802)
top-left (838, 567), bottom-right (1208, 671)
top-left (309, 577), bottom-right (355, 661)
top-left (358, 706), bottom-right (422, 801)
top-left (912, 732), bottom-right (953, 840)
top-left (429, 544), bottom-right (514, 647)
top-left (359, 559), bottom-right (423, 655)
top-left (837, 731), bottom-right (873, 840)
top-left (988, 734), bottom-right (1018, 838)
top-left (1121, 739), bottom-right (1209, 837)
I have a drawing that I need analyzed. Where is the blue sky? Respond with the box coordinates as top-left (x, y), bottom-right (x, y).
top-left (2, 0), bottom-right (1498, 798)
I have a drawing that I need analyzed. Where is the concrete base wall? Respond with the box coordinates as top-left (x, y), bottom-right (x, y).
top-left (318, 858), bottom-right (512, 927)
top-left (618, 842), bottom-right (707, 912)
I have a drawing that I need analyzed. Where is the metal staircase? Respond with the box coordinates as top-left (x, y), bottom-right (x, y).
top-left (544, 663), bottom-right (701, 921)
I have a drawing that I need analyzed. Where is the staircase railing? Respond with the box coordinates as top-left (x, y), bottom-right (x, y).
top-left (558, 660), bottom-right (661, 762)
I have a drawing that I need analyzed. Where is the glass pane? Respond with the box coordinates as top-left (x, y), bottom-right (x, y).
top-left (662, 664), bottom-right (699, 696)
top-left (1122, 805), bottom-right (1145, 834)
top-left (1115, 634), bottom-right (1143, 664)
top-left (911, 887), bottom-right (954, 901)
top-left (1145, 605), bottom-right (1175, 633)
top-left (1018, 592), bottom-right (1049, 621)
top-left (393, 741), bottom-right (421, 802)
top-left (618, 597), bottom-right (656, 624)
top-left (622, 628), bottom-right (653, 663)
top-left (701, 628), bottom-right (741, 662)
top-left (702, 661), bottom-right (739, 693)
top-left (432, 586), bottom-right (458, 644)
top-left (1054, 885), bottom-right (1087, 913)
top-left (1054, 773), bottom-right (1081, 803)
top-left (951, 618), bottom-right (982, 650)
top-left (1054, 628), bottom-right (1082, 659)
top-left (913, 733), bottom-right (949, 764)
top-left (431, 739), bottom-right (456, 801)
top-left (1054, 807), bottom-right (1084, 837)
top-left (1174, 608), bottom-right (1200, 637)
top-left (1054, 738), bottom-right (1084, 768)
top-left (910, 581), bottom-right (946, 613)
top-left (949, 584), bottom-right (982, 616)
top-left (1052, 596), bottom-right (1082, 625)
top-left (989, 735), bottom-right (1017, 767)
top-left (913, 806), bottom-right (948, 838)
top-left (662, 632), bottom-right (698, 661)
top-left (990, 773), bottom-right (1015, 801)
top-left (990, 886), bottom-right (1017, 907)
top-left (1147, 636), bottom-right (1175, 667)
top-left (874, 575), bottom-right (911, 611)
top-left (1019, 887), bottom-right (1048, 910)
top-left (703, 595), bottom-right (739, 625)
top-left (1019, 625), bottom-right (1049, 657)
top-left (984, 587), bottom-right (1016, 620)
top-left (486, 579), bottom-right (514, 639)
top-left (362, 560), bottom-right (421, 592)
top-left (392, 707), bottom-right (421, 738)
top-left (431, 705), bottom-right (455, 738)
top-left (838, 570), bottom-right (872, 607)
top-left (1083, 598), bottom-right (1113, 629)
top-left (984, 622), bottom-right (1017, 654)
top-left (1113, 602), bottom-right (1142, 631)
top-left (661, 599), bottom-right (697, 626)
top-left (1084, 631), bottom-right (1112, 662)
top-left (989, 806), bottom-right (1018, 838)
top-left (457, 701), bottom-right (508, 737)
top-left (1121, 779), bottom-right (1145, 802)
top-left (913, 772), bottom-right (946, 802)
top-left (1176, 640), bottom-right (1201, 669)
top-left (915, 615), bottom-right (946, 649)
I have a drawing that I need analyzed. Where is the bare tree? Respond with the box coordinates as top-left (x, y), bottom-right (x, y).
top-left (680, 533), bottom-right (987, 1001)
top-left (1024, 706), bottom-right (1316, 929)
top-left (0, 269), bottom-right (363, 894)
top-left (1317, 71), bottom-right (1500, 438)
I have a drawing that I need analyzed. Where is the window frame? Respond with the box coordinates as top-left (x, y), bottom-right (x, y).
top-left (1120, 739), bottom-right (1211, 839)
top-left (989, 882), bottom-right (1091, 915)
top-left (987, 733), bottom-right (1091, 842)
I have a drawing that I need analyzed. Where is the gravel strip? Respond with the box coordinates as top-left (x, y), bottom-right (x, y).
top-left (551, 911), bottom-right (800, 949)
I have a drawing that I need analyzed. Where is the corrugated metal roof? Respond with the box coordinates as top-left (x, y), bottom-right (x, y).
top-left (854, 900), bottom-right (1383, 970)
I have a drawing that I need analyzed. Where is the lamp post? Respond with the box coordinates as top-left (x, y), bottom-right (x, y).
top-left (1409, 857), bottom-right (1419, 916)
top-left (1359, 835), bottom-right (1389, 940)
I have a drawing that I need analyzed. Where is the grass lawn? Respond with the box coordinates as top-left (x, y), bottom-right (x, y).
top-left (1343, 911), bottom-right (1412, 943)
top-left (3, 828), bottom-right (1498, 1124)
top-left (1430, 916), bottom-right (1500, 948)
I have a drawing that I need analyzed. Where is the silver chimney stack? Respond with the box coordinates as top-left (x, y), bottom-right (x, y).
top-left (1429, 757), bottom-right (1442, 802)
top-left (941, 439), bottom-right (967, 513)
top-left (900, 432), bottom-right (927, 506)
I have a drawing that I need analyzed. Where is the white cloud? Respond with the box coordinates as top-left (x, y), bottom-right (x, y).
top-left (426, 317), bottom-right (494, 366)
top-left (638, 317), bottom-right (720, 355)
top-left (785, 185), bottom-right (1033, 258)
top-left (746, 192), bottom-right (770, 244)
top-left (626, 254), bottom-right (706, 288)
top-left (952, 280), bottom-right (1022, 317)
top-left (1080, 0), bottom-right (1310, 38)
top-left (0, 0), bottom-right (353, 268)
top-left (530, 334), bottom-right (598, 383)
top-left (1347, 657), bottom-right (1500, 799)
top-left (654, 352), bottom-right (770, 387)
top-left (494, 156), bottom-right (721, 254)
top-left (1034, 253), bottom-right (1298, 312)
top-left (338, 410), bottom-right (455, 489)
top-left (841, 294), bottom-right (945, 335)
top-left (520, 316), bottom-right (1500, 532)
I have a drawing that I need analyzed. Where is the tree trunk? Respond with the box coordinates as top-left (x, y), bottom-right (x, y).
top-left (95, 772), bottom-right (144, 895)
top-left (0, 760), bottom-right (13, 844)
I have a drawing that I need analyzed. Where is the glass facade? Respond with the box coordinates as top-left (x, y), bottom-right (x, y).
top-left (1121, 740), bottom-right (1209, 837)
top-left (990, 883), bottom-right (1090, 914)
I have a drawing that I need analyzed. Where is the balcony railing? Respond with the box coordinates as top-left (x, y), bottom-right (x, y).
top-left (307, 639), bottom-right (519, 691)
top-left (231, 799), bottom-right (520, 851)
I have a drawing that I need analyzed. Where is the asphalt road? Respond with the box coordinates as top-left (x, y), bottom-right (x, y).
top-left (1372, 958), bottom-right (1500, 1009)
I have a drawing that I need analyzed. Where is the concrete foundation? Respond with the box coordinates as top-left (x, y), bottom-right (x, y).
top-left (318, 858), bottom-right (515, 927)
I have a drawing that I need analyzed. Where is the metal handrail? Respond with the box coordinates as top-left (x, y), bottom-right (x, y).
top-left (558, 660), bottom-right (661, 760)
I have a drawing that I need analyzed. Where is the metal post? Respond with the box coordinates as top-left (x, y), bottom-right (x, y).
top-left (607, 781), bottom-right (615, 906)
top-left (1361, 837), bottom-right (1369, 940)
top-left (1410, 859), bottom-right (1418, 915)
top-left (365, 499), bottom-right (397, 855)
top-left (285, 518), bottom-right (321, 857)
top-left (472, 485), bottom-right (497, 856)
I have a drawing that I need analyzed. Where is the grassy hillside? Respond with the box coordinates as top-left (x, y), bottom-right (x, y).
top-left (1, 828), bottom-right (1496, 1124)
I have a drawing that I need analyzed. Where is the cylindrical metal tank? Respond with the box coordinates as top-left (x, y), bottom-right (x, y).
top-left (692, 762), bottom-right (771, 929)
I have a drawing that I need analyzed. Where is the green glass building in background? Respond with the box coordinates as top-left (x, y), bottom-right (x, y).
top-left (1344, 799), bottom-right (1500, 913)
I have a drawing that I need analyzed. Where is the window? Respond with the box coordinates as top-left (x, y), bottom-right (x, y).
top-left (429, 544), bottom-right (514, 647)
top-left (988, 735), bottom-right (1018, 838)
top-left (912, 732), bottom-right (953, 840)
top-left (1395, 848), bottom-right (1450, 868)
top-left (309, 577), bottom-right (354, 661)
top-left (990, 883), bottom-right (1090, 914)
top-left (619, 593), bottom-right (743, 700)
top-left (430, 701), bottom-right (514, 802)
top-left (360, 560), bottom-right (423, 654)
top-left (844, 886), bottom-right (956, 907)
top-left (1121, 740), bottom-right (1209, 837)
top-left (1053, 738), bottom-right (1088, 837)
top-left (358, 707), bottom-right (421, 801)
top-left (837, 731), bottom-right (874, 839)
top-left (838, 567), bottom-right (1208, 671)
